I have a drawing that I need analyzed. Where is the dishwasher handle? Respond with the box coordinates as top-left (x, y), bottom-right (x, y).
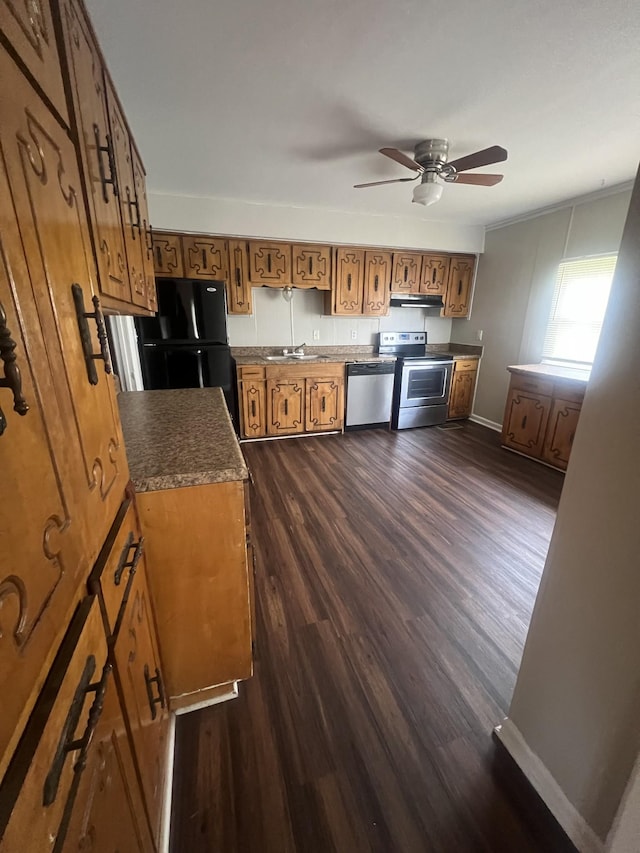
top-left (346, 361), bottom-right (395, 377)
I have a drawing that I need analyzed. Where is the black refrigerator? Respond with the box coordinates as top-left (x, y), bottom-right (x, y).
top-left (135, 278), bottom-right (237, 426)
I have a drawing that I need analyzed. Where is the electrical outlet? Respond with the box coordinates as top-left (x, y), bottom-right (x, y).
top-left (351, 329), bottom-right (358, 341)
top-left (313, 329), bottom-right (320, 341)
top-left (477, 329), bottom-right (484, 341)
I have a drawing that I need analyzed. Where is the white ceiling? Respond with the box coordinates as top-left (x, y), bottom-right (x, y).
top-left (86, 0), bottom-right (640, 227)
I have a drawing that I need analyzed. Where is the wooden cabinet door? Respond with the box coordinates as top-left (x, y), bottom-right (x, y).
top-left (501, 390), bottom-right (552, 458)
top-left (0, 0), bottom-right (68, 124)
top-left (363, 250), bottom-right (391, 316)
top-left (541, 398), bottom-right (582, 470)
top-left (105, 78), bottom-right (147, 309)
top-left (0, 151), bottom-right (90, 778)
top-left (114, 563), bottom-right (169, 847)
top-left (292, 243), bottom-right (331, 289)
top-left (333, 248), bottom-right (364, 314)
top-left (227, 239), bottom-right (252, 314)
top-left (391, 252), bottom-right (422, 293)
top-left (152, 231), bottom-right (184, 279)
top-left (131, 143), bottom-right (157, 313)
top-left (420, 254), bottom-right (450, 295)
top-left (267, 379), bottom-right (305, 435)
top-left (182, 236), bottom-right (229, 280)
top-left (306, 377), bottom-right (344, 431)
top-left (447, 363), bottom-right (477, 419)
top-left (240, 380), bottom-right (266, 438)
top-left (58, 0), bottom-right (131, 306)
top-left (443, 256), bottom-right (475, 317)
top-left (0, 44), bottom-right (128, 597)
top-left (249, 241), bottom-right (292, 285)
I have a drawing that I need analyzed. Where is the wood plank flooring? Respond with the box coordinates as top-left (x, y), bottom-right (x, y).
top-left (170, 423), bottom-right (575, 853)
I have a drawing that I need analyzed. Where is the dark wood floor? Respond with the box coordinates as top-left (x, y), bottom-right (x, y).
top-left (170, 423), bottom-right (575, 853)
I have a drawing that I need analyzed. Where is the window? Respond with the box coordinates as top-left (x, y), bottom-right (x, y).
top-left (542, 254), bottom-right (617, 366)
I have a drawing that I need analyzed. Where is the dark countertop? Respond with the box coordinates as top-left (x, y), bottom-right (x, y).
top-left (233, 345), bottom-right (482, 366)
top-left (118, 388), bottom-right (248, 492)
top-left (507, 363), bottom-right (590, 383)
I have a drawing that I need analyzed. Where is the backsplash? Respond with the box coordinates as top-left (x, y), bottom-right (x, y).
top-left (226, 287), bottom-right (453, 347)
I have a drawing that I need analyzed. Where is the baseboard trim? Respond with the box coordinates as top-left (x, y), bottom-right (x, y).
top-left (173, 680), bottom-right (239, 715)
top-left (494, 718), bottom-right (604, 853)
top-left (159, 713), bottom-right (176, 853)
top-left (469, 414), bottom-right (502, 432)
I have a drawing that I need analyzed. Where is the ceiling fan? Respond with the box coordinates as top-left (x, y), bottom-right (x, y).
top-left (354, 139), bottom-right (508, 206)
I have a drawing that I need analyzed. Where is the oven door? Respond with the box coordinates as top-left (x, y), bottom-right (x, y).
top-left (398, 359), bottom-right (453, 408)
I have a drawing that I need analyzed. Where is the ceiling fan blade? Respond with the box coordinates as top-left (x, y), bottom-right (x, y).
top-left (379, 147), bottom-right (424, 173)
top-left (449, 173), bottom-right (504, 186)
top-left (354, 176), bottom-right (420, 188)
top-left (447, 145), bottom-right (508, 173)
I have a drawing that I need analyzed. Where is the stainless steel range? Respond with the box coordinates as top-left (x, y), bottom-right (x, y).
top-left (377, 332), bottom-right (454, 430)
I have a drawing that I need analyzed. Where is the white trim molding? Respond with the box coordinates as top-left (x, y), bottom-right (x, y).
top-left (469, 414), bottom-right (502, 432)
top-left (159, 714), bottom-right (176, 853)
top-left (173, 681), bottom-right (239, 715)
top-left (494, 719), bottom-right (604, 853)
top-left (606, 752), bottom-right (640, 852)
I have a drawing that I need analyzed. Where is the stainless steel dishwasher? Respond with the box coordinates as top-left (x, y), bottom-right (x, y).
top-left (345, 361), bottom-right (395, 430)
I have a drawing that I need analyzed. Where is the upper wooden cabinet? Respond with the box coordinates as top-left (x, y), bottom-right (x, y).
top-left (443, 255), bottom-right (475, 317)
top-left (152, 231), bottom-right (184, 278)
top-left (391, 252), bottom-right (422, 293)
top-left (227, 239), bottom-right (253, 314)
top-left (183, 236), bottom-right (229, 280)
top-left (0, 0), bottom-right (69, 124)
top-left (249, 241), bottom-right (292, 285)
top-left (291, 243), bottom-right (332, 289)
top-left (333, 247), bottom-right (365, 314)
top-left (363, 250), bottom-right (391, 316)
top-left (0, 46), bottom-right (129, 775)
top-left (421, 254), bottom-right (450, 295)
top-left (57, 0), bottom-right (154, 315)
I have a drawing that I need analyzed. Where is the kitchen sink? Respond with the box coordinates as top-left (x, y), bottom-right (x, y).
top-left (263, 354), bottom-right (326, 361)
top-left (263, 355), bottom-right (290, 361)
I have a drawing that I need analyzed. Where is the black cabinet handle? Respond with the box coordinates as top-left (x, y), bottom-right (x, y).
top-left (125, 186), bottom-right (141, 239)
top-left (569, 431), bottom-right (575, 446)
top-left (284, 398), bottom-right (288, 416)
top-left (374, 274), bottom-right (379, 292)
top-left (114, 534), bottom-right (144, 587)
top-left (308, 256), bottom-right (313, 275)
top-left (321, 395), bottom-right (326, 412)
top-left (521, 415), bottom-right (528, 430)
top-left (267, 253), bottom-right (272, 274)
top-left (202, 248), bottom-right (207, 269)
top-left (93, 125), bottom-right (119, 203)
top-left (144, 665), bottom-right (166, 720)
top-left (0, 301), bottom-right (29, 436)
top-left (432, 268), bottom-right (437, 284)
top-left (404, 265), bottom-right (408, 283)
top-left (458, 279), bottom-right (462, 296)
top-left (251, 399), bottom-right (256, 418)
top-left (235, 268), bottom-right (241, 288)
top-left (72, 284), bottom-right (112, 385)
top-left (146, 224), bottom-right (154, 261)
top-left (155, 244), bottom-right (163, 268)
top-left (347, 273), bottom-right (352, 291)
top-left (44, 656), bottom-right (111, 807)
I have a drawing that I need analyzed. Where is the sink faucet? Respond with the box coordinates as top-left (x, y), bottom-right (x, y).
top-left (292, 342), bottom-right (306, 355)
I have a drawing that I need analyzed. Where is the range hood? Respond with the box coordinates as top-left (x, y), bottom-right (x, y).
top-left (389, 292), bottom-right (444, 309)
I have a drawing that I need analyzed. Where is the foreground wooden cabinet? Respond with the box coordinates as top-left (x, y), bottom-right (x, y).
top-left (502, 368), bottom-right (587, 471)
top-left (136, 480), bottom-right (253, 709)
top-left (447, 358), bottom-right (479, 420)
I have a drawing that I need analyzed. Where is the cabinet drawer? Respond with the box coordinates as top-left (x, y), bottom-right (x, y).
top-left (0, 597), bottom-right (109, 850)
top-left (509, 373), bottom-right (554, 396)
top-left (237, 365), bottom-right (266, 380)
top-left (88, 494), bottom-right (145, 640)
top-left (453, 358), bottom-right (478, 372)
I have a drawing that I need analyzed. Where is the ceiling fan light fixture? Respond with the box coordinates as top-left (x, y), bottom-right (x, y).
top-left (412, 175), bottom-right (444, 206)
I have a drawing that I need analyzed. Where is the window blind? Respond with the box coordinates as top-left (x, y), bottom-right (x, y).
top-left (541, 254), bottom-right (617, 365)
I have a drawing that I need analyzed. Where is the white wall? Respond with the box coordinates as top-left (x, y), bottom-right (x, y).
top-left (227, 287), bottom-right (452, 348)
top-left (148, 192), bottom-right (485, 254)
top-left (450, 187), bottom-right (632, 425)
top-left (502, 169), bottom-right (640, 845)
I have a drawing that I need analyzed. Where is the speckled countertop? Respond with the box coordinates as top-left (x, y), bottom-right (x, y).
top-left (232, 344), bottom-right (482, 365)
top-left (507, 363), bottom-right (590, 383)
top-left (118, 388), bottom-right (248, 492)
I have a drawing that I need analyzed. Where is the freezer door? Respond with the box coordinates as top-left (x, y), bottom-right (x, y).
top-left (136, 279), bottom-right (228, 343)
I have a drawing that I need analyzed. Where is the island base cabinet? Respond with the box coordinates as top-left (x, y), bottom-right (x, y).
top-left (541, 398), bottom-right (582, 470)
top-left (447, 359), bottom-right (478, 420)
top-left (135, 481), bottom-right (253, 704)
top-left (501, 390), bottom-right (551, 458)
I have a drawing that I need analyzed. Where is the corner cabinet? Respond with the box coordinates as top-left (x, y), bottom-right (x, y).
top-left (447, 358), bottom-right (479, 419)
top-left (442, 255), bottom-right (476, 317)
top-left (501, 368), bottom-right (587, 471)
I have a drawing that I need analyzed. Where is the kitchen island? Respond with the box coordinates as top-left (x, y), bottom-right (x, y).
top-left (118, 387), bottom-right (253, 711)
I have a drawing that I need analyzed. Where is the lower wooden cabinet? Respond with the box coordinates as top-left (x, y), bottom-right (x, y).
top-left (0, 596), bottom-right (152, 852)
top-left (502, 369), bottom-right (586, 471)
top-left (238, 363), bottom-right (345, 438)
top-left (447, 358), bottom-right (478, 419)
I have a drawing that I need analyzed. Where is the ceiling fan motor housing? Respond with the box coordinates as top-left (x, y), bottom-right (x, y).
top-left (414, 139), bottom-right (449, 171)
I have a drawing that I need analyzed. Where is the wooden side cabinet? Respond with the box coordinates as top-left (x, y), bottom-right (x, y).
top-left (443, 255), bottom-right (475, 317)
top-left (363, 251), bottom-right (392, 316)
top-left (501, 368), bottom-right (586, 471)
top-left (333, 248), bottom-right (365, 314)
top-left (447, 358), bottom-right (478, 420)
top-left (152, 231), bottom-right (184, 278)
top-left (227, 239), bottom-right (253, 314)
top-left (240, 379), bottom-right (267, 437)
